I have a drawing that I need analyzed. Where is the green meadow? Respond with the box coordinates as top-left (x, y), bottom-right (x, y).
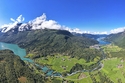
top-left (34, 54), bottom-right (98, 73)
top-left (100, 58), bottom-right (125, 83)
top-left (102, 44), bottom-right (122, 53)
top-left (49, 72), bottom-right (92, 83)
top-left (28, 44), bottom-right (125, 83)
top-left (96, 44), bottom-right (125, 83)
top-left (63, 45), bottom-right (125, 83)
top-left (65, 72), bottom-right (92, 83)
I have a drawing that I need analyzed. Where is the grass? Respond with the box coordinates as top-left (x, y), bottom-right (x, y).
top-left (100, 58), bottom-right (125, 83)
top-left (34, 54), bottom-right (97, 73)
top-left (61, 72), bottom-right (92, 83)
top-left (25, 53), bottom-right (34, 58)
top-left (62, 45), bottom-right (125, 83)
top-left (30, 45), bottom-right (125, 83)
top-left (101, 68), bottom-right (109, 74)
top-left (102, 44), bottom-right (122, 53)
top-left (76, 76), bottom-right (92, 83)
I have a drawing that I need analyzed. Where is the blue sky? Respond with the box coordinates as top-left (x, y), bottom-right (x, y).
top-left (0, 0), bottom-right (125, 34)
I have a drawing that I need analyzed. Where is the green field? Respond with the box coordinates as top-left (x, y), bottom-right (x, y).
top-left (50, 72), bottom-right (93, 83)
top-left (34, 54), bottom-right (98, 73)
top-left (64, 45), bottom-right (125, 83)
top-left (30, 44), bottom-right (125, 83)
top-left (65, 72), bottom-right (93, 83)
top-left (96, 45), bottom-right (125, 83)
top-left (102, 44), bottom-right (122, 53)
top-left (100, 58), bottom-right (125, 83)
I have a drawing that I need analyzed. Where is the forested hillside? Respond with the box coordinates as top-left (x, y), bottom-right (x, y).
top-left (0, 29), bottom-right (98, 59)
top-left (0, 50), bottom-right (45, 83)
top-left (105, 31), bottom-right (125, 48)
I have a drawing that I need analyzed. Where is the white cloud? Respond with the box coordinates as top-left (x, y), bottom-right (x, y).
top-left (64, 27), bottom-right (108, 34)
top-left (10, 15), bottom-right (24, 23)
top-left (41, 20), bottom-right (61, 29)
top-left (1, 15), bottom-right (25, 32)
top-left (29, 13), bottom-right (62, 30)
top-left (17, 15), bottom-right (25, 23)
top-left (72, 28), bottom-right (83, 34)
top-left (2, 13), bottom-right (123, 35)
top-left (64, 28), bottom-right (85, 34)
top-left (110, 27), bottom-right (125, 34)
top-left (10, 18), bottom-right (15, 22)
top-left (18, 23), bottom-right (29, 31)
top-left (93, 31), bottom-right (108, 34)
top-left (0, 13), bottom-right (109, 34)
top-left (29, 14), bottom-right (88, 33)
top-left (30, 13), bottom-right (46, 25)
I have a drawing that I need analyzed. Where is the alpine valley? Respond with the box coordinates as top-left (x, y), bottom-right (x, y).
top-left (0, 17), bottom-right (125, 83)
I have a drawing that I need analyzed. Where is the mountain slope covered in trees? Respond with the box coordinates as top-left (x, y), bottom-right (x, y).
top-left (0, 50), bottom-right (45, 83)
top-left (105, 31), bottom-right (125, 48)
top-left (0, 29), bottom-right (98, 59)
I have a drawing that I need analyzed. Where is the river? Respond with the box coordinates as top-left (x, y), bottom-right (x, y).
top-left (67, 37), bottom-right (110, 76)
top-left (0, 42), bottom-right (61, 76)
top-left (0, 37), bottom-right (110, 77)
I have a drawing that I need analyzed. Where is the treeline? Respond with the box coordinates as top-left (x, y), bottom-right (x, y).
top-left (0, 50), bottom-right (45, 83)
top-left (76, 48), bottom-right (102, 62)
top-left (69, 62), bottom-right (100, 74)
top-left (90, 72), bottom-right (114, 83)
top-left (104, 31), bottom-right (125, 48)
top-left (0, 29), bottom-right (98, 60)
top-left (110, 50), bottom-right (125, 58)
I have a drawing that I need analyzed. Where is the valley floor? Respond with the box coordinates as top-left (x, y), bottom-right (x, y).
top-left (29, 44), bottom-right (125, 83)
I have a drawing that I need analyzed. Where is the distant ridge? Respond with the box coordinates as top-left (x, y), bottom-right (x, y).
top-left (0, 29), bottom-right (98, 60)
top-left (105, 31), bottom-right (125, 48)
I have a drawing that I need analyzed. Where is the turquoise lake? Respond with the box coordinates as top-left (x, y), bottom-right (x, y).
top-left (0, 42), bottom-right (32, 62)
top-left (0, 37), bottom-right (109, 76)
top-left (0, 42), bottom-right (61, 76)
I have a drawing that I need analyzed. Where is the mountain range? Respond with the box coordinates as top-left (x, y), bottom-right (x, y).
top-left (0, 15), bottom-right (125, 83)
top-left (0, 21), bottom-right (108, 41)
top-left (0, 29), bottom-right (99, 61)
